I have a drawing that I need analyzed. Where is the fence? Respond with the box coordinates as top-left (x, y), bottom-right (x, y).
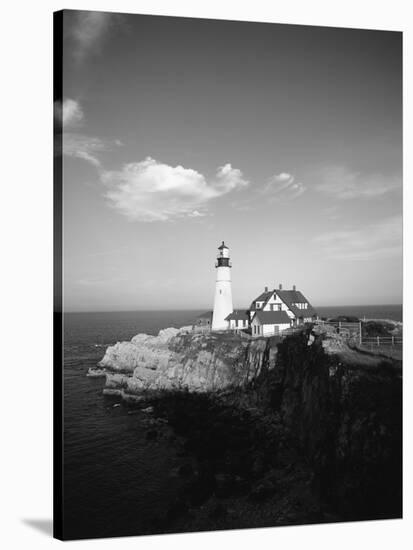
top-left (314, 319), bottom-right (361, 331)
top-left (314, 319), bottom-right (362, 344)
top-left (314, 319), bottom-right (403, 349)
top-left (360, 336), bottom-right (403, 348)
top-left (190, 326), bottom-right (212, 334)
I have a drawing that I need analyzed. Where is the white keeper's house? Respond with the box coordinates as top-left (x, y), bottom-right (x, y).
top-left (194, 242), bottom-right (318, 336)
top-left (229, 284), bottom-right (318, 336)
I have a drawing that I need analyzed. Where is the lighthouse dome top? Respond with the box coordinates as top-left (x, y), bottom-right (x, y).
top-left (218, 241), bottom-right (229, 250)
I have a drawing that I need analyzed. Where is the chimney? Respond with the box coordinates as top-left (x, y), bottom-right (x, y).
top-left (279, 283), bottom-right (283, 290)
top-left (293, 284), bottom-right (296, 291)
top-left (265, 286), bottom-right (268, 292)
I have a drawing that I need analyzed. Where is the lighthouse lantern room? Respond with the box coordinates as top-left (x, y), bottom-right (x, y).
top-left (212, 241), bottom-right (233, 330)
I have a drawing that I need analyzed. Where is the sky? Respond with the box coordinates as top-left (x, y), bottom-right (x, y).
top-left (59, 10), bottom-right (402, 312)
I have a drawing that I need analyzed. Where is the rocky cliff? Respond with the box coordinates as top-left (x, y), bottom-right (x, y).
top-left (91, 324), bottom-right (402, 523)
top-left (92, 327), bottom-right (275, 394)
top-left (255, 327), bottom-right (402, 520)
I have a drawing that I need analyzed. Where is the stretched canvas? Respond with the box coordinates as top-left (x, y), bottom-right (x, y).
top-left (54, 10), bottom-right (403, 540)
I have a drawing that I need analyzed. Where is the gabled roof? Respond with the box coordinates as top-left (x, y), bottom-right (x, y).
top-left (276, 290), bottom-right (317, 318)
top-left (253, 310), bottom-right (291, 325)
top-left (225, 310), bottom-right (249, 321)
top-left (218, 241), bottom-right (229, 250)
top-left (277, 289), bottom-right (307, 303)
top-left (197, 311), bottom-right (213, 319)
top-left (250, 290), bottom-right (273, 310)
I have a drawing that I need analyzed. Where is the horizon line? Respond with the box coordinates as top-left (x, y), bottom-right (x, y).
top-left (62, 303), bottom-right (403, 315)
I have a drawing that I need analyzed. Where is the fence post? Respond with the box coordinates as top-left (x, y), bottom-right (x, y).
top-left (392, 336), bottom-right (394, 346)
top-left (339, 321), bottom-right (342, 332)
top-left (377, 336), bottom-right (380, 346)
top-left (359, 321), bottom-right (362, 346)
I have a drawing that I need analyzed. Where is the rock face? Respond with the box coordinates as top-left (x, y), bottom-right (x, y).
top-left (96, 328), bottom-right (273, 393)
top-left (261, 330), bottom-right (402, 520)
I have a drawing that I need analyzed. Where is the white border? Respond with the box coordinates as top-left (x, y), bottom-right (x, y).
top-left (1, 1), bottom-right (411, 548)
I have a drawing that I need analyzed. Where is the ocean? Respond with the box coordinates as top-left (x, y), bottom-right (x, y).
top-left (62, 305), bottom-right (401, 539)
top-left (63, 310), bottom-right (200, 539)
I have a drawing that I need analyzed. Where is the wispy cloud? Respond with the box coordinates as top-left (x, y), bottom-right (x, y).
top-left (313, 215), bottom-right (402, 261)
top-left (315, 166), bottom-right (401, 199)
top-left (188, 210), bottom-right (207, 218)
top-left (262, 172), bottom-right (306, 201)
top-left (63, 133), bottom-right (121, 168)
top-left (102, 157), bottom-right (248, 222)
top-left (68, 11), bottom-right (118, 62)
top-left (55, 98), bottom-right (121, 167)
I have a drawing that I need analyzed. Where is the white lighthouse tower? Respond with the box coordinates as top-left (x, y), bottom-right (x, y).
top-left (212, 241), bottom-right (233, 330)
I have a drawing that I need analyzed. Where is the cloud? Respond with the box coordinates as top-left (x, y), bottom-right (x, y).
top-left (102, 157), bottom-right (248, 222)
top-left (315, 166), bottom-right (401, 199)
top-left (62, 99), bottom-right (83, 126)
top-left (54, 98), bottom-right (84, 127)
top-left (188, 210), bottom-right (207, 218)
top-left (63, 133), bottom-right (121, 167)
top-left (313, 215), bottom-right (402, 261)
top-left (55, 98), bottom-right (122, 167)
top-left (69, 11), bottom-right (115, 62)
top-left (263, 172), bottom-right (306, 201)
top-left (274, 172), bottom-right (293, 182)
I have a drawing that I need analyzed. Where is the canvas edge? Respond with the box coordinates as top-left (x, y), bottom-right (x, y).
top-left (53, 8), bottom-right (64, 542)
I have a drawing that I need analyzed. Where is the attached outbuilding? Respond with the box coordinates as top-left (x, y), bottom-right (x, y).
top-left (225, 310), bottom-right (250, 330)
top-left (251, 310), bottom-right (291, 336)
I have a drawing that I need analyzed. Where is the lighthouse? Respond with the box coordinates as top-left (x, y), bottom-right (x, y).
top-left (212, 241), bottom-right (233, 330)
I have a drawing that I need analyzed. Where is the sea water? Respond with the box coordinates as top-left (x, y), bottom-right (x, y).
top-left (63, 310), bottom-right (202, 539)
